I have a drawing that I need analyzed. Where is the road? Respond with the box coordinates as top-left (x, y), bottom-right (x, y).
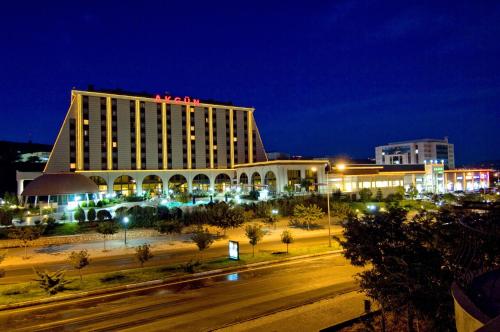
top-left (0, 254), bottom-right (363, 332)
top-left (1, 233), bottom-right (338, 284)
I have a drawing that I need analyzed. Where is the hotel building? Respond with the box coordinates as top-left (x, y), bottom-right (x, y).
top-left (17, 89), bottom-right (327, 197)
top-left (375, 137), bottom-right (455, 169)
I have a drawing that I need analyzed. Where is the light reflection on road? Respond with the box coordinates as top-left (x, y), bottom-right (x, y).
top-left (226, 273), bottom-right (239, 281)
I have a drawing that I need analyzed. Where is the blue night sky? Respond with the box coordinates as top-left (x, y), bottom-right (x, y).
top-left (1, 1), bottom-right (499, 165)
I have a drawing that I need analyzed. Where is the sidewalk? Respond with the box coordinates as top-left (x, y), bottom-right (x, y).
top-left (217, 291), bottom-right (370, 332)
top-left (1, 219), bottom-right (342, 268)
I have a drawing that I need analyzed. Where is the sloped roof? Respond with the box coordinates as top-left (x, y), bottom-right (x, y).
top-left (22, 173), bottom-right (98, 196)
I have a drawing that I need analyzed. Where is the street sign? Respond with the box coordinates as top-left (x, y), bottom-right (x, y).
top-left (229, 240), bottom-right (239, 260)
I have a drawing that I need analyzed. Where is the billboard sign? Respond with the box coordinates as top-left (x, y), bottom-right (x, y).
top-left (229, 240), bottom-right (239, 260)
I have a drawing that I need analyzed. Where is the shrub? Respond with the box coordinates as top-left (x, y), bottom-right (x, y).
top-left (59, 212), bottom-right (67, 221)
top-left (157, 220), bottom-right (183, 240)
top-left (124, 195), bottom-right (145, 202)
top-left (248, 190), bottom-right (260, 201)
top-left (88, 200), bottom-right (96, 207)
top-left (96, 209), bottom-right (112, 222)
top-left (74, 207), bottom-right (86, 222)
top-left (179, 259), bottom-right (201, 273)
top-left (359, 188), bottom-right (373, 202)
top-left (174, 192), bottom-right (190, 203)
top-left (0, 209), bottom-right (13, 226)
top-left (87, 208), bottom-right (96, 222)
top-left (290, 204), bottom-right (324, 230)
top-left (2, 286), bottom-right (29, 296)
top-left (96, 200), bottom-right (104, 208)
top-left (126, 206), bottom-right (157, 228)
top-left (135, 244), bottom-right (154, 267)
top-left (33, 269), bottom-right (69, 295)
top-left (100, 272), bottom-right (128, 283)
top-left (80, 202), bottom-right (87, 208)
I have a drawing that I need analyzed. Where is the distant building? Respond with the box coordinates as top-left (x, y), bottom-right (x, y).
top-left (18, 151), bottom-right (50, 163)
top-left (375, 137), bottom-right (455, 169)
top-left (266, 152), bottom-right (291, 160)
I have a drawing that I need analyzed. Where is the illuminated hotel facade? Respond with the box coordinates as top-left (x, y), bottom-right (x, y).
top-left (328, 163), bottom-right (491, 196)
top-left (18, 89), bottom-right (327, 196)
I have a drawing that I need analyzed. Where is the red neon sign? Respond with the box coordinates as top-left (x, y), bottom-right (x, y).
top-left (155, 94), bottom-right (200, 105)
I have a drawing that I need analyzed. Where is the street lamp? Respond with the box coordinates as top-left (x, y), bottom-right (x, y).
top-left (123, 217), bottom-right (129, 246)
top-left (315, 166), bottom-right (332, 247)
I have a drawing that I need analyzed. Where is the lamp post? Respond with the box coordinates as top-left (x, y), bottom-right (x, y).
top-left (326, 179), bottom-right (331, 248)
top-left (123, 217), bottom-right (129, 246)
top-left (314, 166), bottom-right (332, 248)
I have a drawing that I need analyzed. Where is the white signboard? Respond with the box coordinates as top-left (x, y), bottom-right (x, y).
top-left (229, 240), bottom-right (239, 260)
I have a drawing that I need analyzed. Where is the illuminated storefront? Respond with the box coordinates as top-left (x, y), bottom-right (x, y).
top-left (328, 163), bottom-right (492, 195)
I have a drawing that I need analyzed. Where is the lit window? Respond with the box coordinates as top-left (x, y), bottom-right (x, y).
top-left (190, 135), bottom-right (195, 140)
top-left (214, 145), bottom-right (218, 150)
top-left (190, 108), bottom-right (194, 112)
top-left (190, 126), bottom-right (195, 131)
top-left (84, 130), bottom-right (88, 136)
top-left (70, 163), bottom-right (76, 169)
top-left (83, 119), bottom-right (89, 125)
top-left (112, 142), bottom-right (117, 148)
top-left (415, 149), bottom-right (419, 154)
top-left (233, 137), bottom-right (238, 142)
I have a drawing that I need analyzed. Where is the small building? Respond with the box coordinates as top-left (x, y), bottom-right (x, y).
top-left (20, 173), bottom-right (99, 210)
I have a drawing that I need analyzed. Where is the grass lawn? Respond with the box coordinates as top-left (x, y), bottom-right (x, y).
top-left (44, 222), bottom-right (94, 236)
top-left (0, 242), bottom-right (342, 306)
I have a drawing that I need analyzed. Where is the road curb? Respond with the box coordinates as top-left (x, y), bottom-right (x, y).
top-left (0, 249), bottom-right (344, 312)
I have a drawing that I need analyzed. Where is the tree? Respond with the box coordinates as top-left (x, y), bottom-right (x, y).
top-left (96, 221), bottom-right (119, 251)
top-left (339, 208), bottom-right (457, 331)
top-left (157, 220), bottom-right (183, 241)
top-left (74, 207), bottom-right (86, 222)
top-left (3, 192), bottom-right (19, 206)
top-left (300, 178), bottom-right (311, 191)
top-left (0, 250), bottom-right (6, 278)
top-left (265, 213), bottom-right (278, 229)
top-left (96, 209), bottom-right (112, 222)
top-left (376, 188), bottom-right (383, 202)
top-left (245, 224), bottom-right (264, 257)
top-left (283, 184), bottom-right (294, 195)
top-left (280, 230), bottom-right (293, 253)
top-left (87, 208), bottom-right (96, 222)
top-left (8, 225), bottom-right (45, 258)
top-left (135, 243), bottom-right (154, 267)
top-left (68, 250), bottom-right (90, 284)
top-left (292, 204), bottom-right (324, 230)
top-left (330, 201), bottom-right (353, 223)
top-left (33, 268), bottom-right (70, 295)
top-left (191, 228), bottom-right (213, 260)
top-left (359, 188), bottom-right (373, 202)
top-left (208, 203), bottom-right (245, 235)
top-left (407, 185), bottom-right (418, 200)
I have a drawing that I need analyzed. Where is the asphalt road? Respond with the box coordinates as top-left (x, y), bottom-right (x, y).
top-left (0, 234), bottom-right (338, 284)
top-left (0, 254), bottom-right (362, 332)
